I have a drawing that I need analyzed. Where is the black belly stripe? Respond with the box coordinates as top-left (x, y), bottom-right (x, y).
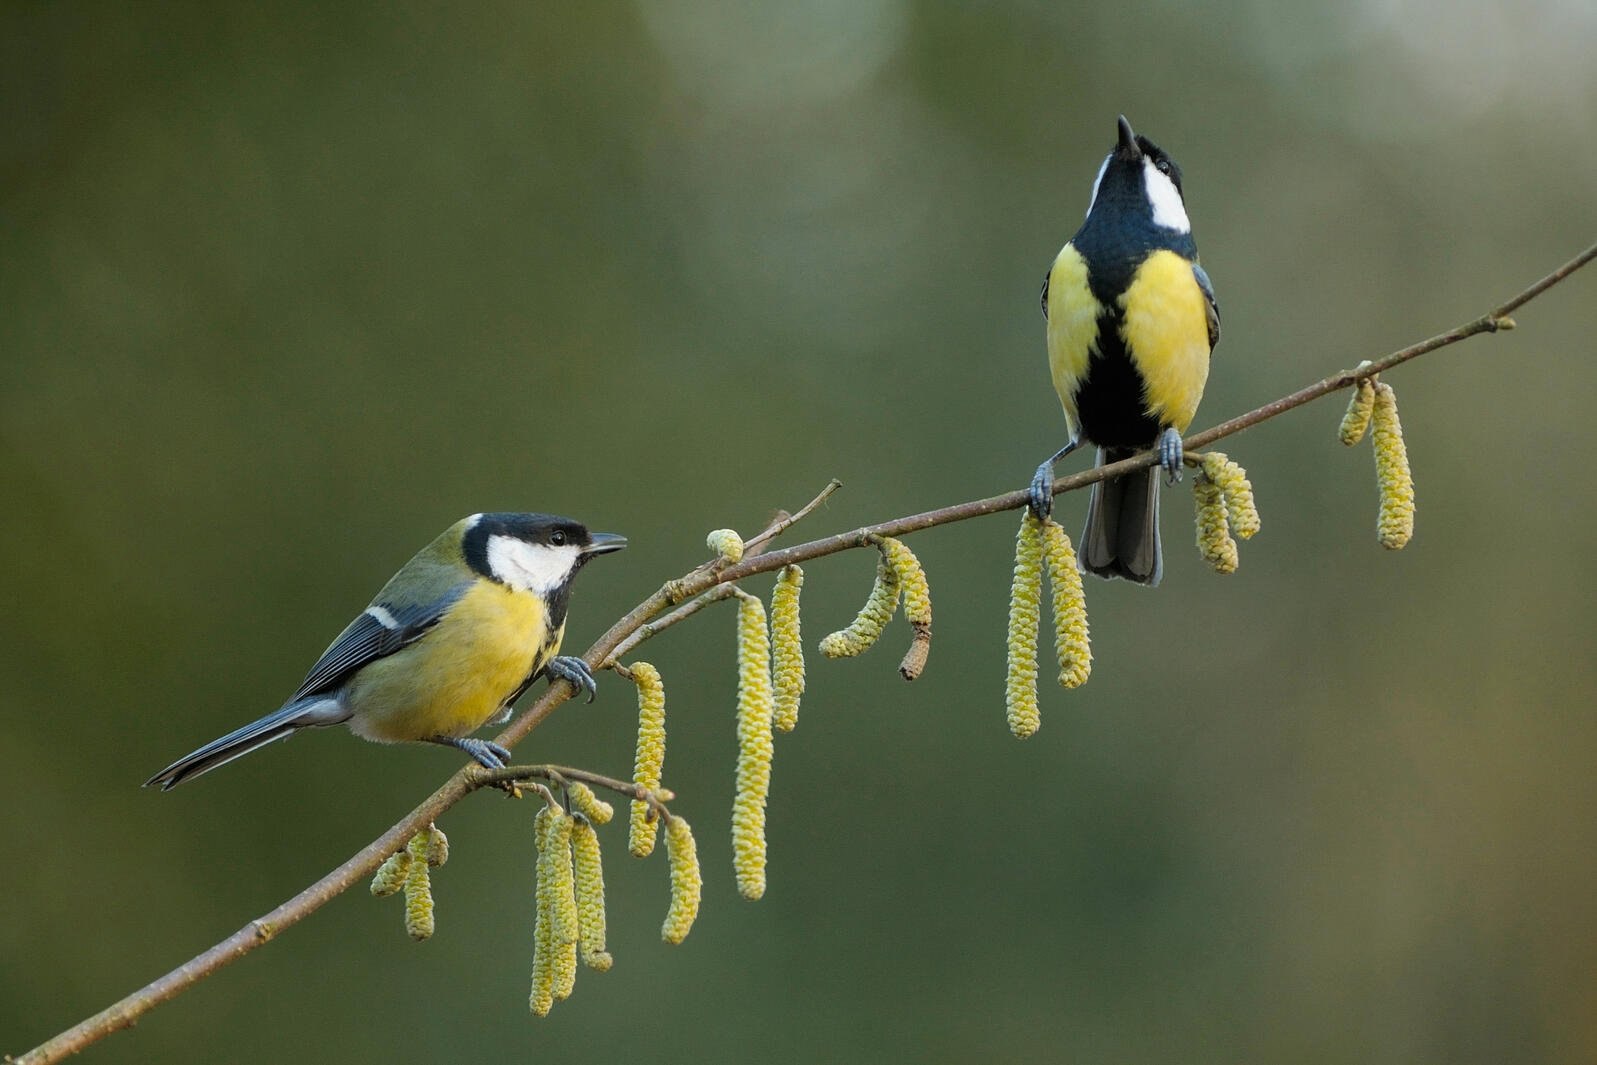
top-left (1073, 314), bottom-right (1164, 449)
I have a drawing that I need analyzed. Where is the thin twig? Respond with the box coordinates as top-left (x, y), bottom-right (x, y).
top-left (605, 584), bottom-right (739, 666)
top-left (468, 764), bottom-right (675, 817)
top-left (14, 239), bottom-right (1593, 1065)
top-left (745, 478), bottom-right (843, 551)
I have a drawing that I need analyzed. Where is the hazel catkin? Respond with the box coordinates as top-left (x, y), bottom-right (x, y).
top-left (661, 816), bottom-right (702, 945)
top-left (1006, 512), bottom-right (1044, 738)
top-left (732, 592), bottom-right (775, 900)
top-left (627, 662), bottom-right (667, 858)
top-left (770, 565), bottom-right (806, 732)
top-left (1039, 519), bottom-right (1091, 689)
top-left (1372, 382), bottom-right (1415, 549)
top-left (818, 556), bottom-right (900, 658)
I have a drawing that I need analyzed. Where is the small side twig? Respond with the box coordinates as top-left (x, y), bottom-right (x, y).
top-left (745, 479), bottom-right (842, 552)
top-left (469, 764), bottom-right (675, 822)
top-left (605, 585), bottom-right (739, 667)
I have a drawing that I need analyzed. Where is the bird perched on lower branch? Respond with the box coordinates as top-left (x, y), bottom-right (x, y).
top-left (1028, 115), bottom-right (1220, 586)
top-left (146, 513), bottom-right (626, 789)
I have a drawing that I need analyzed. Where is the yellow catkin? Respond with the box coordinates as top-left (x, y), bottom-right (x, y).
top-left (627, 662), bottom-right (667, 858)
top-left (568, 782), bottom-right (614, 825)
top-left (770, 565), bottom-right (806, 732)
top-left (1202, 452), bottom-right (1261, 541)
top-left (1372, 382), bottom-right (1415, 549)
top-left (706, 528), bottom-right (745, 563)
top-left (879, 537), bottom-right (933, 679)
top-left (548, 819), bottom-right (580, 1000)
top-left (571, 817), bottom-right (612, 972)
top-left (878, 537), bottom-right (931, 627)
top-left (661, 816), bottom-right (702, 945)
top-left (542, 810), bottom-right (579, 1001)
top-left (1006, 512), bottom-right (1044, 738)
top-left (1340, 377), bottom-right (1376, 446)
top-left (370, 851), bottom-right (411, 897)
top-left (1040, 519), bottom-right (1091, 689)
top-left (403, 831), bottom-right (435, 941)
top-left (818, 556), bottom-right (900, 658)
top-left (732, 592), bottom-right (775, 900)
top-left (1194, 474), bottom-right (1239, 574)
top-left (529, 807), bottom-right (557, 1017)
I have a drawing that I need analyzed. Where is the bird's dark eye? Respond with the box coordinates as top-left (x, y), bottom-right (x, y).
top-left (1155, 159), bottom-right (1171, 175)
top-left (550, 530), bottom-right (567, 546)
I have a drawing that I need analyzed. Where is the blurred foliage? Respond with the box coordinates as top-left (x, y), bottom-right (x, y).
top-left (4, 2), bottom-right (1596, 1063)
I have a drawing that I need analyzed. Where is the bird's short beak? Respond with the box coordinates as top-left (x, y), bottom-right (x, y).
top-left (583, 532), bottom-right (628, 556)
top-left (1117, 115), bottom-right (1140, 158)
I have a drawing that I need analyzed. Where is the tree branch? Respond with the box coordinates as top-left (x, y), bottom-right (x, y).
top-left (14, 238), bottom-right (1593, 1065)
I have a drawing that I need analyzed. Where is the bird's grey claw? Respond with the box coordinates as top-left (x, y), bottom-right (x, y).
top-left (436, 735), bottom-right (513, 770)
top-left (1027, 461), bottom-right (1055, 520)
top-left (1158, 428), bottom-right (1184, 485)
top-left (547, 655), bottom-right (598, 703)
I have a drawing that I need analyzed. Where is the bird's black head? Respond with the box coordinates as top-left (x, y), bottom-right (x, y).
top-left (462, 513), bottom-right (627, 595)
top-left (1081, 114), bottom-right (1191, 237)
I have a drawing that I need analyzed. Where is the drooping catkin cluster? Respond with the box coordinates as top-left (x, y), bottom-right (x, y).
top-left (770, 565), bottom-right (806, 732)
top-left (627, 662), bottom-right (667, 858)
top-left (732, 591), bottom-right (775, 900)
top-left (1202, 452), bottom-right (1261, 541)
top-left (570, 817), bottom-right (611, 972)
top-left (661, 816), bottom-right (702, 945)
top-left (1337, 373), bottom-right (1416, 549)
top-left (706, 528), bottom-right (745, 563)
top-left (1005, 511), bottom-right (1091, 738)
top-left (1190, 451), bottom-right (1260, 574)
top-left (370, 825), bottom-right (449, 941)
top-left (1039, 520), bottom-right (1091, 689)
top-left (530, 805), bottom-right (580, 1016)
top-left (818, 536), bottom-right (933, 679)
top-left (1371, 382), bottom-right (1415, 549)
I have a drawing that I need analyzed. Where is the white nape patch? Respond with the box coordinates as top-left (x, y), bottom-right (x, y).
top-left (486, 535), bottom-right (581, 595)
top-left (1141, 158), bottom-right (1190, 233)
top-left (364, 605), bottom-right (400, 630)
top-left (1085, 155), bottom-right (1111, 217)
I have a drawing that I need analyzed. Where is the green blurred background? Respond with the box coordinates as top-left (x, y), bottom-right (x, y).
top-left (5, 2), bottom-right (1596, 1062)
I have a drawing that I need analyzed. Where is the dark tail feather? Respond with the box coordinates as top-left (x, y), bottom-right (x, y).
top-left (144, 697), bottom-right (346, 790)
top-left (1081, 447), bottom-right (1163, 586)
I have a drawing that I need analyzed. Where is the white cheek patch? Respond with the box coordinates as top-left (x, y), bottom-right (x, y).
top-left (1085, 155), bottom-right (1111, 217)
top-left (485, 536), bottom-right (581, 595)
top-left (1142, 158), bottom-right (1190, 233)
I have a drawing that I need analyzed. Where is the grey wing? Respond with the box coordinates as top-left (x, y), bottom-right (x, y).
top-left (1193, 262), bottom-right (1220, 351)
top-left (292, 584), bottom-right (469, 700)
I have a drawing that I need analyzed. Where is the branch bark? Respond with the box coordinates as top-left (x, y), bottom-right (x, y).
top-left (13, 239), bottom-right (1594, 1065)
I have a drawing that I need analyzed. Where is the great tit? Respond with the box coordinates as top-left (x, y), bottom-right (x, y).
top-left (1028, 115), bottom-right (1220, 586)
top-left (146, 513), bottom-right (626, 790)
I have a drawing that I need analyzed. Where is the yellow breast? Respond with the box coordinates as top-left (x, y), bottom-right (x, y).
top-left (1118, 249), bottom-right (1212, 432)
top-left (345, 581), bottom-right (559, 744)
top-left (1045, 243), bottom-right (1102, 439)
